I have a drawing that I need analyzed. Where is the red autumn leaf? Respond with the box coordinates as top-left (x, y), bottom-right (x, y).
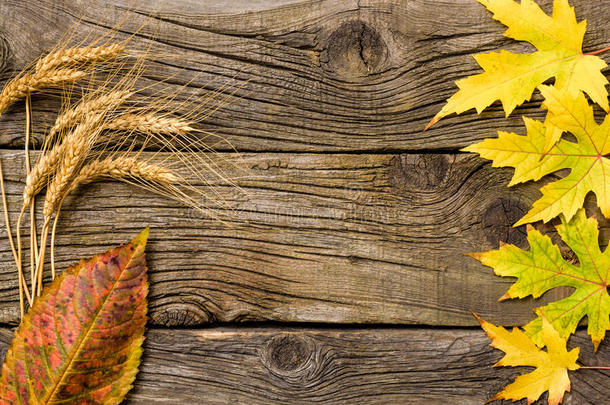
top-left (0, 228), bottom-right (149, 404)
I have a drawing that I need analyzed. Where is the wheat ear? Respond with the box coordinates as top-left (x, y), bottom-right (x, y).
top-left (47, 89), bottom-right (134, 141)
top-left (35, 43), bottom-right (125, 73)
top-left (31, 114), bottom-right (105, 298)
top-left (24, 89), bottom-right (134, 207)
top-left (73, 156), bottom-right (178, 187)
top-left (0, 42), bottom-right (126, 118)
top-left (105, 113), bottom-right (194, 135)
top-left (48, 156), bottom-right (179, 276)
top-left (0, 69), bottom-right (86, 115)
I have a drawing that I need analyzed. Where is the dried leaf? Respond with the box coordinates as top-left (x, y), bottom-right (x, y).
top-left (471, 209), bottom-right (610, 349)
top-left (464, 85), bottom-right (610, 225)
top-left (0, 228), bottom-right (149, 404)
top-left (427, 0), bottom-right (608, 130)
top-left (475, 313), bottom-right (580, 405)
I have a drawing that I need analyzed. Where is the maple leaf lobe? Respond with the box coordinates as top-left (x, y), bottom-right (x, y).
top-left (465, 86), bottom-right (610, 226)
top-left (472, 210), bottom-right (610, 350)
top-left (475, 313), bottom-right (579, 405)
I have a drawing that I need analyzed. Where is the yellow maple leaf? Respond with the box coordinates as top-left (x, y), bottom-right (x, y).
top-left (475, 313), bottom-right (580, 405)
top-left (426, 0), bottom-right (608, 131)
top-left (464, 85), bottom-right (610, 225)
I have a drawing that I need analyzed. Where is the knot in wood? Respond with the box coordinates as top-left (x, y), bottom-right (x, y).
top-left (264, 334), bottom-right (311, 373)
top-left (0, 34), bottom-right (11, 76)
top-left (151, 303), bottom-right (213, 327)
top-left (481, 198), bottom-right (528, 248)
top-left (260, 334), bottom-right (330, 388)
top-left (322, 21), bottom-right (386, 79)
top-left (390, 154), bottom-right (449, 192)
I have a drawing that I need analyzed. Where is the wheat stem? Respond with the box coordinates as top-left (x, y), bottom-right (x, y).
top-left (0, 159), bottom-right (32, 316)
top-left (0, 161), bottom-right (18, 268)
top-left (24, 93), bottom-right (41, 294)
top-left (25, 93), bottom-right (32, 313)
top-left (14, 205), bottom-right (32, 307)
top-left (27, 101), bottom-right (39, 268)
top-left (32, 220), bottom-right (50, 299)
top-left (50, 209), bottom-right (61, 280)
top-left (2, 42), bottom-right (129, 304)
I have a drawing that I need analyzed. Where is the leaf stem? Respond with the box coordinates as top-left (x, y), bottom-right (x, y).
top-left (580, 366), bottom-right (610, 370)
top-left (583, 46), bottom-right (610, 56)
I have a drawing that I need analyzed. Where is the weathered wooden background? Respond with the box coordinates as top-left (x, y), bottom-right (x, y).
top-left (0, 0), bottom-right (608, 403)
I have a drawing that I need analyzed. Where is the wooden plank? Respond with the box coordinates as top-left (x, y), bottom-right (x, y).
top-left (0, 0), bottom-right (608, 152)
top-left (0, 150), bottom-right (607, 326)
top-left (0, 326), bottom-right (607, 404)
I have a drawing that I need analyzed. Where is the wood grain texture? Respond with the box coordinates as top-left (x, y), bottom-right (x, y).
top-left (0, 149), bottom-right (607, 327)
top-left (0, 0), bottom-right (608, 152)
top-left (1, 326), bottom-right (607, 404)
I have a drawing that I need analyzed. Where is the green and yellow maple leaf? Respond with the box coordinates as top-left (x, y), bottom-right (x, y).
top-left (464, 85), bottom-right (610, 226)
top-left (475, 313), bottom-right (580, 405)
top-left (471, 209), bottom-right (610, 350)
top-left (426, 0), bottom-right (609, 132)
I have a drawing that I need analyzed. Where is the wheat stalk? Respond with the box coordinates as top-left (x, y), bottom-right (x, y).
top-left (19, 42), bottom-right (131, 303)
top-left (3, 37), bottom-right (245, 310)
top-left (28, 114), bottom-right (105, 297)
top-left (0, 66), bottom-right (88, 311)
top-left (0, 36), bottom-right (137, 310)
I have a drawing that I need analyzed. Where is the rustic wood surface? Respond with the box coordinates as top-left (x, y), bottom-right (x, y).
top-left (0, 0), bottom-right (609, 152)
top-left (1, 150), bottom-right (606, 327)
top-left (0, 0), bottom-right (609, 403)
top-left (1, 326), bottom-right (607, 404)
